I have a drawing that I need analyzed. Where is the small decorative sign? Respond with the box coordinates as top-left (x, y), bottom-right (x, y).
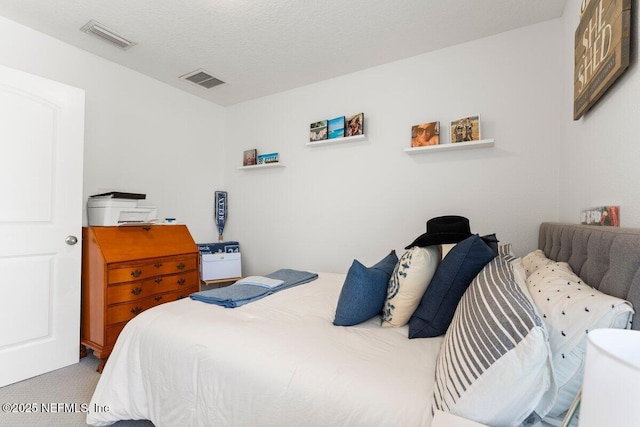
top-left (257, 152), bottom-right (279, 164)
top-left (214, 191), bottom-right (227, 241)
top-left (574, 0), bottom-right (631, 120)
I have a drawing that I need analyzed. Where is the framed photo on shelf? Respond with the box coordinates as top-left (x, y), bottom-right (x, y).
top-left (328, 116), bottom-right (345, 139)
top-left (411, 121), bottom-right (440, 147)
top-left (257, 152), bottom-right (279, 164)
top-left (310, 120), bottom-right (328, 142)
top-left (346, 113), bottom-right (364, 137)
top-left (450, 115), bottom-right (480, 143)
top-left (243, 149), bottom-right (257, 166)
top-left (581, 206), bottom-right (620, 226)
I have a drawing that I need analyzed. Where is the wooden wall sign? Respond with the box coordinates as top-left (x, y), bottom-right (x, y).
top-left (574, 0), bottom-right (631, 120)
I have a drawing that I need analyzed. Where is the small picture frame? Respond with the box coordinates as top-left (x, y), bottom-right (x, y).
top-left (310, 120), bottom-right (328, 142)
top-left (257, 152), bottom-right (279, 164)
top-left (411, 121), bottom-right (440, 147)
top-left (581, 206), bottom-right (620, 226)
top-left (346, 113), bottom-right (364, 137)
top-left (243, 149), bottom-right (257, 166)
top-left (328, 116), bottom-right (345, 139)
top-left (450, 115), bottom-right (481, 143)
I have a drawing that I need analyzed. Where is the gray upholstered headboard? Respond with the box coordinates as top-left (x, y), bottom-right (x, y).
top-left (538, 222), bottom-right (640, 330)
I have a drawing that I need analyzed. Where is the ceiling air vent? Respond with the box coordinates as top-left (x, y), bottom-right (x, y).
top-left (180, 69), bottom-right (225, 89)
top-left (80, 20), bottom-right (136, 50)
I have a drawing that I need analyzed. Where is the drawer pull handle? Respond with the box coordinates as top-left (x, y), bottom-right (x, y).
top-left (177, 278), bottom-right (186, 286)
top-left (177, 263), bottom-right (186, 270)
top-left (155, 278), bottom-right (163, 284)
top-left (131, 269), bottom-right (142, 278)
top-left (131, 287), bottom-right (142, 295)
top-left (154, 296), bottom-right (163, 302)
top-left (154, 263), bottom-right (163, 269)
top-left (131, 306), bottom-right (142, 315)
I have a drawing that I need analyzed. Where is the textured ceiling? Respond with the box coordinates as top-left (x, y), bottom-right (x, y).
top-left (0, 0), bottom-right (566, 106)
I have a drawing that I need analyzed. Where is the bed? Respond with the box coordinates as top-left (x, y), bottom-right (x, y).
top-left (86, 223), bottom-right (640, 427)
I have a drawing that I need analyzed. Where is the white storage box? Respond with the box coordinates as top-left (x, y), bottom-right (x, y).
top-left (87, 198), bottom-right (157, 226)
top-left (201, 252), bottom-right (242, 281)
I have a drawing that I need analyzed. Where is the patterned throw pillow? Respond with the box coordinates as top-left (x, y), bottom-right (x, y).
top-left (433, 255), bottom-right (556, 426)
top-left (381, 246), bottom-right (440, 328)
top-left (522, 249), bottom-right (555, 277)
top-left (526, 263), bottom-right (634, 417)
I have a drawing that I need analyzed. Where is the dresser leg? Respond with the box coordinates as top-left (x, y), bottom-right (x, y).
top-left (80, 345), bottom-right (87, 358)
top-left (97, 358), bottom-right (107, 373)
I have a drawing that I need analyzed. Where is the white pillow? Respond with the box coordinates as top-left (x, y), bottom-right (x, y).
top-left (381, 246), bottom-right (439, 327)
top-left (522, 249), bottom-right (555, 277)
top-left (527, 263), bottom-right (634, 417)
top-left (441, 243), bottom-right (455, 259)
top-left (433, 255), bottom-right (557, 426)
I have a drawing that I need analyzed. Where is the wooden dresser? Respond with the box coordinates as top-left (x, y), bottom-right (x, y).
top-left (81, 225), bottom-right (199, 372)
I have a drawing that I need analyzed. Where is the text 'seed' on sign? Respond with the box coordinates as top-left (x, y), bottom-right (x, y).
top-left (574, 0), bottom-right (630, 120)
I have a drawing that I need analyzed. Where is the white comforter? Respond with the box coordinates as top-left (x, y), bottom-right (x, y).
top-left (87, 273), bottom-right (443, 427)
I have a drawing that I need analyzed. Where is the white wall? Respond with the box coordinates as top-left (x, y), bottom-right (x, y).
top-left (224, 20), bottom-right (564, 275)
top-left (9, 4), bottom-right (636, 279)
top-left (0, 16), bottom-right (227, 242)
top-left (559, 1), bottom-right (640, 225)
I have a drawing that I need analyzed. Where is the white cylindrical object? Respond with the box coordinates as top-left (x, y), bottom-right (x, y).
top-left (579, 328), bottom-right (640, 427)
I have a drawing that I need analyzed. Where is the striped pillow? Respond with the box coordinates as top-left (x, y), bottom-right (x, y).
top-left (432, 255), bottom-right (557, 426)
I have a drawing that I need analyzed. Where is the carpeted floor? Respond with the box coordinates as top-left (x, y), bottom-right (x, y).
top-left (0, 351), bottom-right (153, 427)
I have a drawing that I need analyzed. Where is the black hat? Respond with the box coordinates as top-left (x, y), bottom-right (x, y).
top-left (405, 215), bottom-right (473, 249)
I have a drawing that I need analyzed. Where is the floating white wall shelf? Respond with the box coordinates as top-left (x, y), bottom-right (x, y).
top-left (237, 163), bottom-right (285, 170)
top-left (306, 134), bottom-right (367, 147)
top-left (404, 138), bottom-right (494, 154)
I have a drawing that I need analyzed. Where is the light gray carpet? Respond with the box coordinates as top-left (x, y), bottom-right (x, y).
top-left (0, 351), bottom-right (153, 427)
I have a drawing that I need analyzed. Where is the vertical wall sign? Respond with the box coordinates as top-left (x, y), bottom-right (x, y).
top-left (574, 0), bottom-right (631, 120)
top-left (215, 191), bottom-right (227, 241)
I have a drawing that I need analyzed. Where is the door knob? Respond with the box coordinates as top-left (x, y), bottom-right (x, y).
top-left (65, 235), bottom-right (78, 245)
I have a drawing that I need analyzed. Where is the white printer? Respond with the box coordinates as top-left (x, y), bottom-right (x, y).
top-left (87, 192), bottom-right (158, 226)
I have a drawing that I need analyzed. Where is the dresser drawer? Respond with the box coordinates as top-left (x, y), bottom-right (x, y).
top-left (107, 286), bottom-right (198, 325)
top-left (108, 256), bottom-right (197, 284)
top-left (106, 270), bottom-right (199, 305)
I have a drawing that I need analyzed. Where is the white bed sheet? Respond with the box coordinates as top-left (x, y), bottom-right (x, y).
top-left (87, 272), bottom-right (444, 427)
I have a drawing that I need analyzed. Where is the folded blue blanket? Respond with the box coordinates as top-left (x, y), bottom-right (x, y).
top-left (190, 269), bottom-right (318, 308)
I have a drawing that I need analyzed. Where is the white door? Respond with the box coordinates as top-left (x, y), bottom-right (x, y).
top-left (0, 64), bottom-right (85, 386)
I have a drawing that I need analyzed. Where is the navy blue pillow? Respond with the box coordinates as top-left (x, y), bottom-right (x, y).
top-left (334, 251), bottom-right (398, 326)
top-left (408, 235), bottom-right (496, 338)
top-left (480, 233), bottom-right (499, 254)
